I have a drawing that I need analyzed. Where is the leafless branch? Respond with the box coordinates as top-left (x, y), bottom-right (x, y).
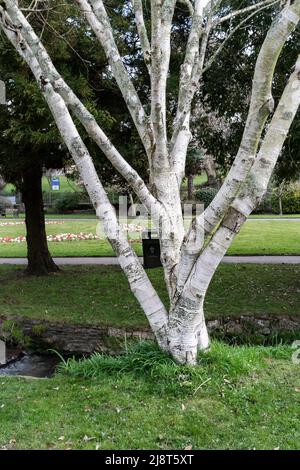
top-left (214, 0), bottom-right (280, 26)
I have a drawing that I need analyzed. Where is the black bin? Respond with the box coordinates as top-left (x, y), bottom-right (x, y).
top-left (142, 230), bottom-right (162, 269)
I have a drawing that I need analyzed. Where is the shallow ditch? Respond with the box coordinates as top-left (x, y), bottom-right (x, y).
top-left (0, 348), bottom-right (63, 378)
top-left (1, 313), bottom-right (300, 378)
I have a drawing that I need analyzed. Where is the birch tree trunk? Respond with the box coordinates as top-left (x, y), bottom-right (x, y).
top-left (1, 0), bottom-right (300, 364)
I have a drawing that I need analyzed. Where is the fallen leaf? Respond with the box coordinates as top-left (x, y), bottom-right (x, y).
top-left (83, 435), bottom-right (96, 442)
top-left (185, 444), bottom-right (193, 450)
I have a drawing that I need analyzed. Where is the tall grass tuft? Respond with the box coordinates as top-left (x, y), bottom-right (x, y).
top-left (57, 340), bottom-right (293, 395)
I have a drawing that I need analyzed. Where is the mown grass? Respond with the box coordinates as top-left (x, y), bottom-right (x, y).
top-left (229, 219), bottom-right (300, 255)
top-left (4, 173), bottom-right (207, 195)
top-left (181, 173), bottom-right (208, 188)
top-left (0, 264), bottom-right (299, 326)
top-left (0, 218), bottom-right (300, 257)
top-left (0, 341), bottom-right (299, 450)
top-left (249, 214), bottom-right (300, 219)
top-left (1, 176), bottom-right (80, 196)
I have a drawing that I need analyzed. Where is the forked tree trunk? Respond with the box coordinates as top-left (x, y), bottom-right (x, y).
top-left (2, 0), bottom-right (300, 364)
top-left (21, 164), bottom-right (59, 276)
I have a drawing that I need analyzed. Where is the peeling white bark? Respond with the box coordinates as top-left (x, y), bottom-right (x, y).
top-left (215, 0), bottom-right (280, 26)
top-left (76, 0), bottom-right (154, 159)
top-left (1, 2), bottom-right (169, 350)
top-left (150, 0), bottom-right (176, 169)
top-left (177, 0), bottom-right (300, 294)
top-left (170, 52), bottom-right (300, 363)
top-left (4, 1), bottom-right (162, 219)
top-left (1, 0), bottom-right (300, 364)
top-left (132, 0), bottom-right (151, 73)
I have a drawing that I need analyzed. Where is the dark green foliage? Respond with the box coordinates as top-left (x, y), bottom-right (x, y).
top-left (254, 190), bottom-right (274, 214)
top-left (271, 189), bottom-right (300, 215)
top-left (0, 1), bottom-right (150, 189)
top-left (55, 192), bottom-right (85, 212)
top-left (196, 1), bottom-right (300, 182)
top-left (185, 148), bottom-right (204, 177)
top-left (195, 187), bottom-right (218, 208)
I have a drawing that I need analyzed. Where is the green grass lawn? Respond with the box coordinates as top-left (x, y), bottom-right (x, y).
top-left (0, 342), bottom-right (299, 450)
top-left (3, 173), bottom-right (207, 195)
top-left (249, 214), bottom-right (300, 218)
top-left (228, 219), bottom-right (300, 255)
top-left (1, 176), bottom-right (80, 196)
top-left (0, 264), bottom-right (299, 326)
top-left (0, 218), bottom-right (299, 257)
top-left (181, 173), bottom-right (208, 188)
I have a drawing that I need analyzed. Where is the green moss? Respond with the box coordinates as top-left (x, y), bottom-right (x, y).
top-left (31, 324), bottom-right (47, 337)
top-left (1, 319), bottom-right (31, 347)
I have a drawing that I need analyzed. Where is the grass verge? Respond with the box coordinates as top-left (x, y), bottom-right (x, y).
top-left (0, 219), bottom-right (299, 257)
top-left (0, 264), bottom-right (299, 327)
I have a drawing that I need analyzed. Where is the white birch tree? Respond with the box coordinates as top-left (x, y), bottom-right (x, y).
top-left (1, 0), bottom-right (300, 364)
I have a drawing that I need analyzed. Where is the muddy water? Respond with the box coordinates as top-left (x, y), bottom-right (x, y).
top-left (0, 350), bottom-right (61, 378)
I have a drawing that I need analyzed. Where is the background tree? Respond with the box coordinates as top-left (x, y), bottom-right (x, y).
top-left (197, 0), bottom-right (300, 183)
top-left (0, 0), bottom-right (148, 274)
top-left (0, 173), bottom-right (11, 210)
top-left (185, 148), bottom-right (204, 199)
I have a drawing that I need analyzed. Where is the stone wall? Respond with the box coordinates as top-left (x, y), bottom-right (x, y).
top-left (0, 314), bottom-right (300, 354)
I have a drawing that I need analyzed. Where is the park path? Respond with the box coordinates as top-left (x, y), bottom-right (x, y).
top-left (43, 217), bottom-right (300, 221)
top-left (3, 216), bottom-right (299, 221)
top-left (0, 255), bottom-right (300, 265)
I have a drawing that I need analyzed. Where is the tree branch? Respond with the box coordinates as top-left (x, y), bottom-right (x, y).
top-left (203, 0), bottom-right (300, 232)
top-left (177, 0), bottom-right (194, 16)
top-left (3, 0), bottom-right (160, 215)
top-left (132, 0), bottom-right (151, 74)
top-left (214, 0), bottom-right (280, 26)
top-left (183, 52), bottom-right (300, 305)
top-left (171, 54), bottom-right (300, 340)
top-left (203, 0), bottom-right (280, 75)
top-left (176, 0), bottom-right (206, 127)
top-left (170, 4), bottom-right (212, 179)
top-left (150, 0), bottom-right (177, 170)
top-left (175, 0), bottom-right (300, 295)
top-left (0, 4), bottom-right (169, 347)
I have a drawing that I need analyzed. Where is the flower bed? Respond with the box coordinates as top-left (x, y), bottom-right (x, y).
top-left (0, 233), bottom-right (98, 244)
top-left (0, 221), bottom-right (64, 227)
top-left (0, 224), bottom-right (145, 244)
top-left (122, 223), bottom-right (145, 232)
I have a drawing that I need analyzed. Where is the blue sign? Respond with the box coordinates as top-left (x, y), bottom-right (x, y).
top-left (51, 177), bottom-right (60, 191)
